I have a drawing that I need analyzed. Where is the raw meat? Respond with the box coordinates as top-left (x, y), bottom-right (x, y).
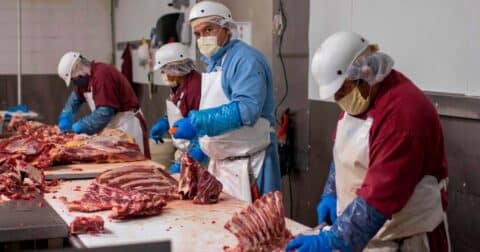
top-left (223, 191), bottom-right (293, 252)
top-left (1, 117), bottom-right (145, 202)
top-left (178, 154), bottom-right (222, 204)
top-left (1, 117), bottom-right (145, 169)
top-left (0, 158), bottom-right (44, 202)
top-left (64, 165), bottom-right (176, 219)
top-left (69, 216), bottom-right (105, 234)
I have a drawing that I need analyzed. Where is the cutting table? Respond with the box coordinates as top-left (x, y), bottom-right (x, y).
top-left (44, 179), bottom-right (309, 252)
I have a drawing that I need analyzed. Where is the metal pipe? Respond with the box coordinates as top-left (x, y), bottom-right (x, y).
top-left (16, 0), bottom-right (22, 105)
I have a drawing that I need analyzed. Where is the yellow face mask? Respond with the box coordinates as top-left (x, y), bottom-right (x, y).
top-left (161, 73), bottom-right (178, 87)
top-left (336, 85), bottom-right (371, 115)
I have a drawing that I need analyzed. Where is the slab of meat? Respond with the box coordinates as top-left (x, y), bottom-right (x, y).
top-left (178, 154), bottom-right (222, 204)
top-left (1, 117), bottom-right (145, 169)
top-left (223, 191), bottom-right (293, 252)
top-left (64, 165), bottom-right (176, 219)
top-left (69, 216), bottom-right (105, 234)
top-left (0, 158), bottom-right (44, 202)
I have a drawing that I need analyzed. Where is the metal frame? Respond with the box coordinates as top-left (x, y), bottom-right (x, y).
top-left (426, 92), bottom-right (480, 120)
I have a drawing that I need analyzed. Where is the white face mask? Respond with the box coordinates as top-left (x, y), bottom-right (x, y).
top-left (161, 73), bottom-right (178, 87)
top-left (197, 36), bottom-right (220, 57)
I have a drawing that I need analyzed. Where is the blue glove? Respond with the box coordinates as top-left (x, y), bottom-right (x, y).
top-left (285, 232), bottom-right (335, 252)
top-left (7, 104), bottom-right (29, 113)
top-left (188, 145), bottom-right (207, 163)
top-left (189, 102), bottom-right (242, 137)
top-left (72, 121), bottom-right (82, 134)
top-left (328, 196), bottom-right (387, 252)
top-left (317, 194), bottom-right (337, 225)
top-left (172, 118), bottom-right (197, 140)
top-left (58, 112), bottom-right (74, 133)
top-left (73, 106), bottom-right (116, 135)
top-left (150, 117), bottom-right (169, 143)
top-left (169, 162), bottom-right (181, 173)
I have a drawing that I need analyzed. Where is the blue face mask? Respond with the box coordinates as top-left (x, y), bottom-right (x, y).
top-left (72, 75), bottom-right (89, 88)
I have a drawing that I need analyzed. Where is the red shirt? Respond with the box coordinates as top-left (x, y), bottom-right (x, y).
top-left (336, 70), bottom-right (448, 218)
top-left (76, 62), bottom-right (139, 112)
top-left (169, 71), bottom-right (201, 117)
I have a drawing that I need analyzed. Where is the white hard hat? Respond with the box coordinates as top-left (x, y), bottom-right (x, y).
top-left (153, 43), bottom-right (192, 71)
top-left (58, 51), bottom-right (80, 87)
top-left (189, 1), bottom-right (232, 23)
top-left (311, 31), bottom-right (369, 100)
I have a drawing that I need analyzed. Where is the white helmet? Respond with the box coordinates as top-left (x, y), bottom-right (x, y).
top-left (153, 43), bottom-right (191, 71)
top-left (311, 31), bottom-right (369, 100)
top-left (58, 51), bottom-right (80, 87)
top-left (189, 1), bottom-right (232, 23)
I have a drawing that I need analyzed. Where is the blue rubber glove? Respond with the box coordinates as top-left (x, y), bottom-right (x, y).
top-left (72, 121), bottom-right (82, 134)
top-left (7, 104), bottom-right (29, 113)
top-left (150, 117), bottom-right (169, 143)
top-left (73, 106), bottom-right (116, 135)
top-left (285, 232), bottom-right (335, 252)
top-left (169, 162), bottom-right (181, 173)
top-left (189, 102), bottom-right (242, 137)
top-left (172, 118), bottom-right (197, 140)
top-left (58, 112), bottom-right (74, 133)
top-left (288, 196), bottom-right (387, 252)
top-left (188, 144), bottom-right (207, 163)
top-left (317, 194), bottom-right (337, 225)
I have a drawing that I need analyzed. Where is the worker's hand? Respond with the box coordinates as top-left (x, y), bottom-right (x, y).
top-left (58, 112), bottom-right (73, 133)
top-left (72, 121), bottom-right (82, 134)
top-left (172, 118), bottom-right (197, 140)
top-left (169, 162), bottom-right (181, 173)
top-left (285, 233), bottom-right (332, 252)
top-left (150, 117), bottom-right (169, 144)
top-left (188, 145), bottom-right (208, 163)
top-left (317, 194), bottom-right (337, 225)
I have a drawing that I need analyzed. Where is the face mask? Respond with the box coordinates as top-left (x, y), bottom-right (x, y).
top-left (161, 73), bottom-right (178, 87)
top-left (336, 85), bottom-right (371, 115)
top-left (72, 75), bottom-right (89, 88)
top-left (197, 36), bottom-right (220, 57)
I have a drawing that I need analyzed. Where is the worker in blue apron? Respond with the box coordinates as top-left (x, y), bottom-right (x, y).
top-left (172, 1), bottom-right (281, 203)
top-left (150, 42), bottom-right (206, 172)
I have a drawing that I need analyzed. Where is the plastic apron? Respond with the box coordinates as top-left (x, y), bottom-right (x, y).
top-left (166, 95), bottom-right (190, 151)
top-left (199, 58), bottom-right (271, 203)
top-left (334, 114), bottom-right (450, 252)
top-left (83, 92), bottom-right (146, 155)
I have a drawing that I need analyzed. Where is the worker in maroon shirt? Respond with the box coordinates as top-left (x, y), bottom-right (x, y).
top-left (56, 52), bottom-right (150, 159)
top-left (149, 43), bottom-right (206, 173)
top-left (287, 32), bottom-right (450, 252)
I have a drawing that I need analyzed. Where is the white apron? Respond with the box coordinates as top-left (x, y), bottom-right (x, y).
top-left (166, 97), bottom-right (190, 151)
top-left (83, 92), bottom-right (146, 154)
top-left (334, 114), bottom-right (450, 252)
top-left (199, 61), bottom-right (271, 203)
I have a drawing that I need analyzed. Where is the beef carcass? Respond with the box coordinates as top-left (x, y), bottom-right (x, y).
top-left (223, 191), bottom-right (293, 252)
top-left (178, 154), bottom-right (222, 204)
top-left (69, 216), bottom-right (105, 234)
top-left (64, 165), bottom-right (176, 219)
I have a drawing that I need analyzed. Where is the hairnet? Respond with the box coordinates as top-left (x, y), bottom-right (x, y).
top-left (160, 59), bottom-right (197, 76)
top-left (346, 52), bottom-right (394, 85)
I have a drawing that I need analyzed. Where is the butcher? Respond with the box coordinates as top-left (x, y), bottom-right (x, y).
top-left (149, 42), bottom-right (206, 173)
top-left (286, 31), bottom-right (450, 252)
top-left (56, 52), bottom-right (150, 158)
top-left (171, 1), bottom-right (281, 203)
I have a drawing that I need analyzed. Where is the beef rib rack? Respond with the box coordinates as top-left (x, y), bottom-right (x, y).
top-left (223, 191), bottom-right (293, 252)
top-left (64, 165), bottom-right (176, 219)
top-left (178, 154), bottom-right (222, 204)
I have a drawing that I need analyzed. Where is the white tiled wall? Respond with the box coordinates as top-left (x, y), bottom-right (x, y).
top-left (0, 0), bottom-right (112, 75)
